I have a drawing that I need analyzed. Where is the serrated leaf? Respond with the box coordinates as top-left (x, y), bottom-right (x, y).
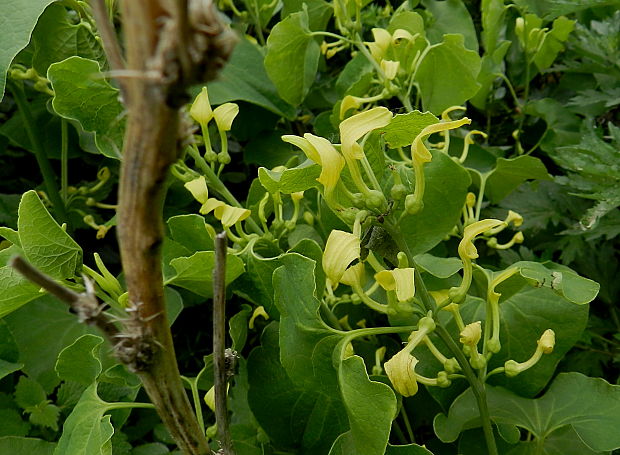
top-left (167, 251), bottom-right (245, 298)
top-left (0, 0), bottom-right (56, 100)
top-left (28, 401), bottom-right (60, 431)
top-left (17, 190), bottom-right (82, 280)
top-left (55, 334), bottom-right (104, 386)
top-left (379, 111), bottom-right (439, 149)
top-left (15, 376), bottom-right (46, 409)
top-left (415, 34), bottom-right (481, 114)
top-left (434, 372), bottom-right (620, 453)
top-left (258, 160), bottom-right (321, 194)
top-left (264, 10), bottom-right (320, 106)
top-left (48, 57), bottom-right (124, 159)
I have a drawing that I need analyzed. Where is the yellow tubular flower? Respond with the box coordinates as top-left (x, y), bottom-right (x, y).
top-left (213, 103), bottom-right (239, 131)
top-left (449, 219), bottom-right (505, 303)
top-left (304, 134), bottom-right (345, 201)
top-left (460, 321), bottom-right (482, 346)
top-left (340, 262), bottom-right (366, 287)
top-left (200, 198), bottom-right (226, 215)
top-left (214, 205), bottom-right (251, 228)
top-left (281, 135), bottom-right (320, 162)
top-left (392, 29), bottom-right (415, 43)
top-left (323, 230), bottom-right (361, 287)
top-left (190, 87), bottom-right (213, 126)
top-left (366, 28), bottom-right (392, 61)
top-left (486, 267), bottom-right (520, 354)
top-left (184, 176), bottom-right (209, 204)
top-left (374, 268), bottom-right (415, 302)
top-left (504, 329), bottom-right (555, 377)
top-left (340, 95), bottom-right (363, 119)
top-left (384, 350), bottom-right (419, 396)
top-left (381, 59), bottom-right (400, 80)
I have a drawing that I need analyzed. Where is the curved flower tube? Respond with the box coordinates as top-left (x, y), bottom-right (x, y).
top-left (323, 230), bottom-right (361, 288)
top-left (374, 267), bottom-right (415, 302)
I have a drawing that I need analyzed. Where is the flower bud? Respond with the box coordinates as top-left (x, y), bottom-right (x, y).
top-left (190, 87), bottom-right (213, 126)
top-left (537, 329), bottom-right (555, 354)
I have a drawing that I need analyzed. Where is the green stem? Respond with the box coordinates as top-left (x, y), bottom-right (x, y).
top-left (186, 146), bottom-right (263, 234)
top-left (384, 221), bottom-right (498, 455)
top-left (9, 82), bottom-right (67, 221)
top-left (475, 174), bottom-right (488, 221)
top-left (106, 401), bottom-right (157, 410)
top-left (400, 406), bottom-right (415, 443)
top-left (182, 376), bottom-right (206, 434)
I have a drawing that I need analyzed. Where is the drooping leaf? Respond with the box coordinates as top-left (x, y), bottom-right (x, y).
top-left (434, 372), bottom-right (620, 453)
top-left (264, 10), bottom-right (320, 106)
top-left (167, 215), bottom-right (214, 253)
top-left (258, 160), bottom-right (321, 194)
top-left (167, 251), bottom-right (245, 298)
top-left (533, 16), bottom-right (575, 71)
top-left (0, 0), bottom-right (56, 100)
top-left (415, 34), bottom-right (481, 114)
top-left (207, 39), bottom-right (296, 120)
top-left (55, 334), bottom-right (104, 386)
top-left (48, 57), bottom-right (124, 159)
top-left (17, 190), bottom-right (82, 280)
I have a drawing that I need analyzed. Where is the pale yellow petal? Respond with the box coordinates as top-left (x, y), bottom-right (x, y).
top-left (384, 350), bottom-right (419, 397)
top-left (340, 107), bottom-right (393, 160)
top-left (392, 29), bottom-right (415, 43)
top-left (391, 268), bottom-right (415, 302)
top-left (340, 95), bottom-right (363, 119)
top-left (304, 134), bottom-right (344, 195)
top-left (282, 135), bottom-right (320, 163)
top-left (341, 262), bottom-right (366, 287)
top-left (190, 87), bottom-right (213, 126)
top-left (375, 270), bottom-right (396, 291)
top-left (459, 219), bottom-right (504, 259)
top-left (459, 321), bottom-right (482, 346)
top-left (213, 103), bottom-right (239, 131)
top-left (200, 198), bottom-right (226, 215)
top-left (215, 205), bottom-right (251, 227)
top-left (323, 230), bottom-right (360, 285)
top-left (381, 59), bottom-right (400, 80)
top-left (184, 176), bottom-right (209, 204)
top-left (411, 117), bottom-right (471, 164)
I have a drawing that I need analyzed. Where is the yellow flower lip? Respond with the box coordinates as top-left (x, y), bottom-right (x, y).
top-left (459, 321), bottom-right (482, 346)
top-left (339, 107), bottom-right (393, 160)
top-left (190, 87), bottom-right (213, 126)
top-left (538, 329), bottom-right (555, 354)
top-left (411, 117), bottom-right (471, 164)
top-left (459, 219), bottom-right (505, 260)
top-left (184, 176), bottom-right (209, 204)
top-left (366, 28), bottom-right (392, 61)
top-left (374, 268), bottom-right (415, 302)
top-left (340, 262), bottom-right (366, 287)
top-left (384, 350), bottom-right (419, 397)
top-left (323, 230), bottom-right (361, 286)
top-left (213, 103), bottom-right (239, 131)
top-left (381, 59), bottom-right (400, 80)
top-left (200, 199), bottom-right (251, 228)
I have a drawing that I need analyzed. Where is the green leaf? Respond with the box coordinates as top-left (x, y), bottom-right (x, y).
top-left (247, 323), bottom-right (347, 452)
top-left (503, 261), bottom-right (600, 305)
top-left (415, 253), bottom-right (462, 278)
top-left (281, 0), bottom-right (332, 31)
top-left (415, 34), bottom-right (481, 114)
top-left (483, 156), bottom-right (552, 203)
top-left (379, 111), bottom-right (439, 148)
top-left (0, 0), bottom-right (56, 100)
top-left (55, 334), bottom-right (104, 386)
top-left (0, 319), bottom-right (22, 379)
top-left (435, 372), bottom-right (620, 452)
top-left (131, 443), bottom-right (169, 455)
top-left (54, 383), bottom-right (114, 455)
top-left (48, 57), bottom-right (124, 159)
top-left (387, 11), bottom-right (426, 37)
top-left (167, 251), bottom-right (245, 298)
top-left (264, 10), bottom-right (320, 106)
top-left (512, 0), bottom-right (614, 20)
top-left (4, 295), bottom-right (90, 392)
top-left (423, 0), bottom-right (478, 51)
top-left (28, 401), bottom-right (60, 431)
top-left (258, 160), bottom-right (321, 194)
top-left (31, 4), bottom-right (104, 75)
top-left (0, 437), bottom-right (56, 454)
top-left (534, 16), bottom-right (575, 71)
top-left (0, 409), bottom-right (30, 437)
top-left (0, 266), bottom-right (40, 318)
top-left (273, 254), bottom-right (343, 392)
top-left (401, 150), bottom-right (471, 255)
top-left (15, 376), bottom-right (47, 409)
top-left (207, 39), bottom-right (295, 120)
top-left (229, 304), bottom-right (252, 351)
top-left (18, 190), bottom-right (82, 279)
top-left (330, 354), bottom-right (396, 455)
top-left (167, 215), bottom-right (214, 253)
